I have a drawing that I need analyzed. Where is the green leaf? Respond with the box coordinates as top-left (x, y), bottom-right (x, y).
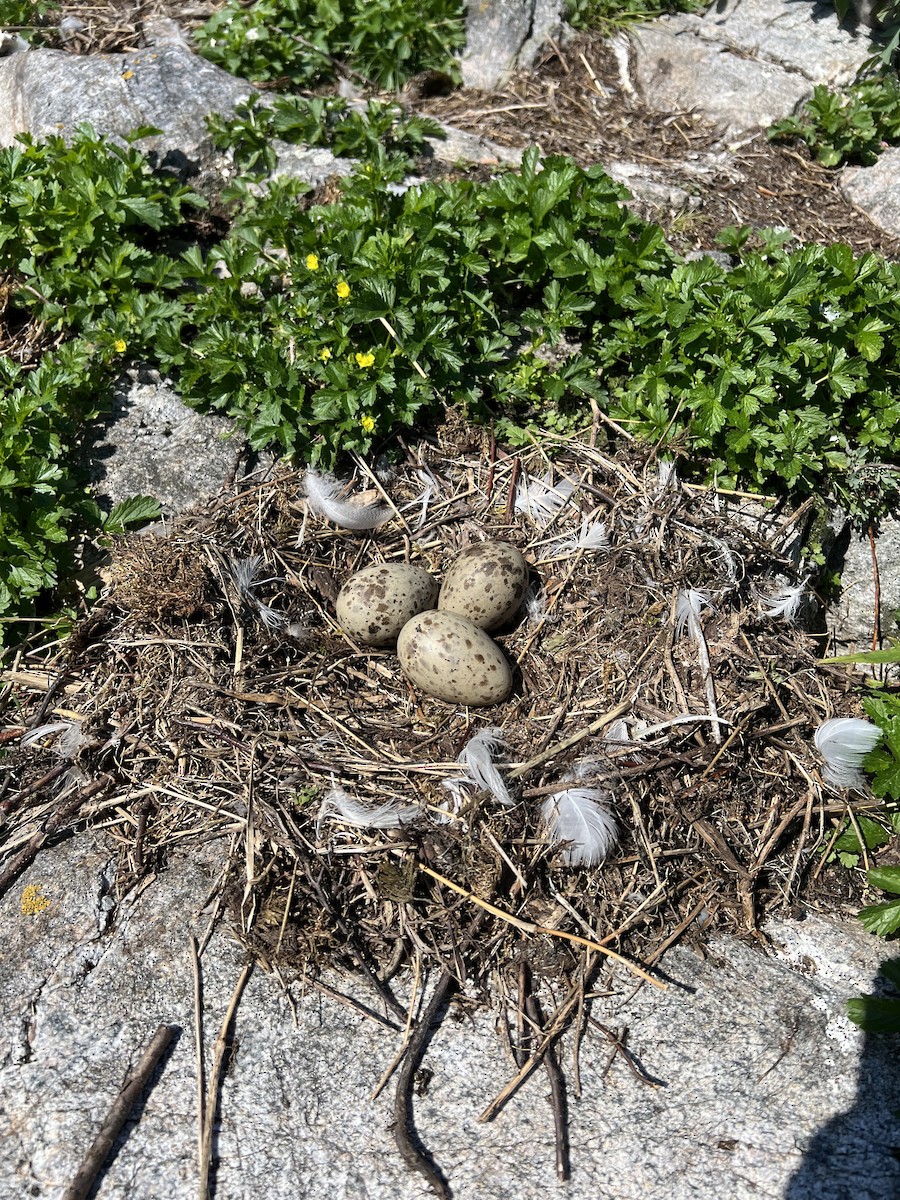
top-left (858, 896), bottom-right (900, 937)
top-left (867, 865), bottom-right (900, 895)
top-left (102, 494), bottom-right (162, 533)
top-left (833, 815), bottom-right (890, 854)
top-left (847, 995), bottom-right (900, 1033)
top-left (821, 643), bottom-right (900, 664)
top-left (120, 196), bottom-right (165, 229)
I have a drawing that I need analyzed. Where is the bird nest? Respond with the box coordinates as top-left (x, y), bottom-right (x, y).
top-left (0, 424), bottom-right (877, 1191)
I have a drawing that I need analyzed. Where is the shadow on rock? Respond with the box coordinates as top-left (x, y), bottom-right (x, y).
top-left (785, 966), bottom-right (900, 1200)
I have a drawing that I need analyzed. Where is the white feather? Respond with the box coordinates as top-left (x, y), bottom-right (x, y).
top-left (708, 535), bottom-right (742, 585)
top-left (674, 588), bottom-right (714, 640)
top-left (657, 458), bottom-right (677, 489)
top-left (439, 778), bottom-right (468, 818)
top-left (316, 786), bottom-right (420, 835)
top-left (230, 555), bottom-right (265, 598)
top-left (603, 720), bottom-right (631, 746)
top-left (405, 468), bottom-right (438, 530)
top-left (814, 717), bottom-right (881, 791)
top-left (556, 517), bottom-right (609, 554)
top-left (457, 728), bottom-right (512, 807)
top-left (758, 580), bottom-right (807, 623)
top-left (304, 469), bottom-right (392, 531)
top-left (256, 601), bottom-right (288, 630)
top-left (567, 757), bottom-right (604, 782)
top-left (515, 471), bottom-right (576, 526)
top-left (674, 587), bottom-right (721, 745)
top-left (22, 721), bottom-right (75, 749)
top-left (229, 555), bottom-right (287, 629)
top-left (542, 788), bottom-right (618, 867)
top-left (23, 720), bottom-right (88, 759)
top-left (524, 582), bottom-right (544, 625)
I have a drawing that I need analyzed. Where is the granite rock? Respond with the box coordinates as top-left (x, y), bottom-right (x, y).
top-left (841, 147), bottom-right (900, 239)
top-left (0, 44), bottom-right (251, 163)
top-left (627, 0), bottom-right (874, 138)
top-left (82, 375), bottom-right (249, 517)
top-left (0, 833), bottom-right (897, 1200)
top-left (827, 516), bottom-right (900, 651)
top-left (461, 0), bottom-right (567, 91)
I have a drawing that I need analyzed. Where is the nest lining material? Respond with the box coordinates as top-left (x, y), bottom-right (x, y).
top-left (0, 429), bottom-right (879, 1187)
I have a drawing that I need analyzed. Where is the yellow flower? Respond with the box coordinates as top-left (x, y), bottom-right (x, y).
top-left (319, 346), bottom-right (332, 361)
top-left (336, 280), bottom-right (350, 299)
top-left (355, 351), bottom-right (375, 368)
top-left (360, 414), bottom-right (376, 433)
top-left (21, 884), bottom-right (51, 916)
top-left (305, 253), bottom-right (319, 271)
top-left (114, 339), bottom-right (127, 353)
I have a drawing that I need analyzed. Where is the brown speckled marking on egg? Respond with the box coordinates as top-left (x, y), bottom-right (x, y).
top-left (336, 563), bottom-right (438, 647)
top-left (397, 610), bottom-right (512, 706)
top-left (438, 542), bottom-right (529, 632)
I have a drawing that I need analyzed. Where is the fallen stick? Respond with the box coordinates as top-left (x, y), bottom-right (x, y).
top-left (199, 962), bottom-right (253, 1200)
top-left (62, 1023), bottom-right (177, 1200)
top-left (392, 967), bottom-right (455, 1200)
top-left (0, 774), bottom-right (112, 900)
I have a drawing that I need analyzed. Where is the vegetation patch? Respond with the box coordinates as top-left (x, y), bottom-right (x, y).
top-left (193, 0), bottom-right (467, 91)
top-left (0, 125), bottom-right (204, 636)
top-left (5, 115), bottom-right (900, 634)
top-left (769, 74), bottom-right (900, 167)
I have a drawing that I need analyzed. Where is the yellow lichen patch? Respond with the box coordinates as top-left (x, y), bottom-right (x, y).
top-left (20, 884), bottom-right (51, 915)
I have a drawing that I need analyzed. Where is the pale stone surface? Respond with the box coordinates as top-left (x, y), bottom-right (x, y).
top-left (1, 833), bottom-right (898, 1200)
top-left (827, 517), bottom-right (900, 649)
top-left (842, 148), bottom-right (900, 239)
top-left (267, 141), bottom-right (349, 187)
top-left (0, 45), bottom-right (251, 159)
top-left (461, 0), bottom-right (566, 91)
top-left (630, 21), bottom-right (816, 136)
top-left (428, 119), bottom-right (523, 166)
top-left (684, 0), bottom-right (872, 85)
top-left (606, 159), bottom-right (696, 211)
top-left (628, 0), bottom-right (874, 136)
top-left (83, 375), bottom-right (247, 516)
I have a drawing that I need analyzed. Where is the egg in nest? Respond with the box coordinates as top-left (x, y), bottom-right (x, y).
top-left (438, 541), bottom-right (529, 632)
top-left (336, 563), bottom-right (439, 647)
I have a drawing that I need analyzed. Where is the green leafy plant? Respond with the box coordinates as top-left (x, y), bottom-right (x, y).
top-left (858, 865), bottom-right (900, 936)
top-left (833, 0), bottom-right (900, 71)
top-left (862, 693), bottom-right (900, 800)
top-left (157, 148), bottom-right (666, 464)
top-left (0, 0), bottom-right (60, 43)
top-left (568, 0), bottom-right (707, 27)
top-left (848, 957), bottom-right (900, 1032)
top-left (0, 125), bottom-right (204, 636)
top-left (100, 496), bottom-right (163, 535)
top-left (769, 75), bottom-right (900, 167)
top-left (194, 0), bottom-right (465, 91)
top-left (0, 343), bottom-right (105, 632)
top-left (10, 122), bottom-right (900, 635)
top-left (827, 813), bottom-right (893, 868)
top-left (206, 95), bottom-right (445, 178)
top-left (716, 224), bottom-right (796, 257)
top-left (0, 125), bottom-right (203, 345)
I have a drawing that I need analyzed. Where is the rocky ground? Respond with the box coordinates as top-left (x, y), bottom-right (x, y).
top-left (2, 3), bottom-right (900, 1199)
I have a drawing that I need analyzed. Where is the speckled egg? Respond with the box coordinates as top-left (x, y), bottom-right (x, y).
top-left (438, 541), bottom-right (529, 632)
top-left (336, 563), bottom-right (439, 647)
top-left (397, 610), bottom-right (513, 706)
